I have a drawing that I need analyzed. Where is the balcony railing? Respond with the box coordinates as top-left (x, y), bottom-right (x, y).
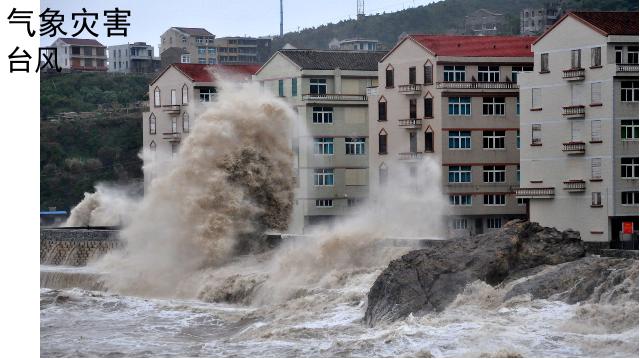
top-left (515, 187), bottom-right (555, 199)
top-left (301, 94), bottom-right (367, 102)
top-left (398, 84), bottom-right (422, 94)
top-left (617, 63), bottom-right (639, 72)
top-left (563, 180), bottom-right (586, 192)
top-left (562, 68), bottom-right (585, 80)
top-left (398, 118), bottom-right (422, 128)
top-left (162, 104), bottom-right (181, 113)
top-left (562, 105), bottom-right (585, 118)
top-left (162, 132), bottom-right (182, 142)
top-left (398, 152), bottom-right (423, 161)
top-left (436, 81), bottom-right (518, 90)
top-left (562, 141), bottom-right (586, 154)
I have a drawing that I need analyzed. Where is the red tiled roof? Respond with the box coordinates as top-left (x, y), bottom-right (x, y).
top-left (408, 35), bottom-right (536, 57)
top-left (570, 11), bottom-right (638, 36)
top-left (173, 27), bottom-right (214, 36)
top-left (55, 38), bottom-right (105, 47)
top-left (172, 63), bottom-right (260, 82)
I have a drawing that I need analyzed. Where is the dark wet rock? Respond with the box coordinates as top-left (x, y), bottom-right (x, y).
top-left (364, 220), bottom-right (586, 326)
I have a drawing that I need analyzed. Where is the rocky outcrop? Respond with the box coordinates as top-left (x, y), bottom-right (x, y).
top-left (364, 220), bottom-right (588, 326)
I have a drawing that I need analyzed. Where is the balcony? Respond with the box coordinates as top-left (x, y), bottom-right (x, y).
top-left (398, 152), bottom-right (423, 161)
top-left (515, 187), bottom-right (555, 199)
top-left (563, 180), bottom-right (586, 192)
top-left (162, 132), bottom-right (182, 142)
top-left (436, 81), bottom-right (518, 90)
top-left (398, 84), bottom-right (422, 95)
top-left (562, 68), bottom-right (585, 81)
top-left (617, 63), bottom-right (639, 73)
top-left (398, 118), bottom-right (422, 128)
top-left (562, 105), bottom-right (585, 119)
top-left (562, 141), bottom-right (586, 154)
top-left (162, 104), bottom-right (181, 114)
top-left (301, 94), bottom-right (367, 102)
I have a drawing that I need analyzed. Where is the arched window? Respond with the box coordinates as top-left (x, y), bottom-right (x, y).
top-left (378, 96), bottom-right (387, 122)
top-left (153, 87), bottom-right (161, 107)
top-left (182, 112), bottom-right (190, 133)
top-left (148, 113), bottom-right (156, 134)
top-left (424, 60), bottom-right (433, 85)
top-left (424, 126), bottom-right (434, 153)
top-left (385, 64), bottom-right (394, 88)
top-left (182, 84), bottom-right (189, 104)
top-left (171, 117), bottom-right (177, 133)
top-left (378, 128), bottom-right (388, 154)
top-left (150, 140), bottom-right (156, 152)
top-left (424, 91), bottom-right (434, 118)
top-left (379, 162), bottom-right (388, 186)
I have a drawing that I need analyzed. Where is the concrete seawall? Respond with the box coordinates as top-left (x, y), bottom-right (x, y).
top-left (40, 228), bottom-right (121, 266)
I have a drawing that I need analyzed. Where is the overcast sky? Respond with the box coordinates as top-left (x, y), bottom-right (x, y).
top-left (40, 0), bottom-right (438, 54)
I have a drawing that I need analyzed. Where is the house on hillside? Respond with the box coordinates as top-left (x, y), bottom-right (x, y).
top-left (463, 9), bottom-right (508, 36)
top-left (520, 3), bottom-right (564, 35)
top-left (47, 38), bottom-right (107, 72)
top-left (159, 27), bottom-right (216, 65)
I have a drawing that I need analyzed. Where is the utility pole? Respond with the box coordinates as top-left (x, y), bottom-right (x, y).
top-left (280, 0), bottom-right (284, 37)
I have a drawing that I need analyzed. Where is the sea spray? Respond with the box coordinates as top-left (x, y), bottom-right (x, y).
top-left (64, 183), bottom-right (141, 227)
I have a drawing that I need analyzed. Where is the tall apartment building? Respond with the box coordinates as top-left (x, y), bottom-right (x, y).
top-left (142, 63), bottom-right (259, 187)
top-left (48, 38), bottom-right (107, 71)
top-left (463, 9), bottom-right (508, 36)
top-left (369, 35), bottom-right (536, 238)
top-left (159, 27), bottom-right (216, 66)
top-left (214, 37), bottom-right (272, 65)
top-left (517, 12), bottom-right (639, 246)
top-left (255, 49), bottom-right (384, 233)
top-left (108, 42), bottom-right (160, 73)
top-left (520, 3), bottom-right (563, 35)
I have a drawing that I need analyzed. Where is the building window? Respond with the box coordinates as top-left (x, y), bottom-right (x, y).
top-left (448, 97), bottom-right (471, 115)
top-left (314, 168), bottom-right (334, 186)
top-left (424, 62), bottom-right (433, 85)
top-left (615, 46), bottom-right (623, 64)
top-left (312, 107), bottom-right (333, 124)
top-left (378, 98), bottom-right (387, 121)
top-left (540, 53), bottom-right (549, 72)
top-left (278, 79), bottom-right (284, 97)
top-left (149, 113), bottom-right (156, 134)
top-left (483, 131), bottom-right (505, 149)
top-left (315, 199), bottom-right (334, 208)
top-left (517, 197), bottom-right (527, 206)
top-left (516, 96), bottom-right (520, 115)
top-left (592, 192), bottom-right (602, 206)
top-left (170, 89), bottom-right (177, 105)
top-left (443, 65), bottom-right (465, 82)
top-left (448, 131), bottom-right (471, 149)
top-left (482, 97), bottom-right (505, 115)
top-left (591, 47), bottom-right (601, 67)
top-left (628, 46), bottom-right (639, 64)
top-left (310, 79), bottom-right (327, 95)
top-left (291, 78), bottom-right (297, 97)
top-left (591, 158), bottom-right (602, 180)
top-left (171, 142), bottom-right (178, 157)
top-left (621, 81), bottom-right (639, 102)
top-left (199, 87), bottom-right (216, 102)
top-left (153, 87), bottom-right (161, 107)
top-left (531, 124), bottom-right (542, 145)
top-left (621, 157), bottom-right (639, 178)
top-left (180, 54), bottom-right (190, 63)
top-left (182, 113), bottom-right (189, 133)
top-left (182, 84), bottom-right (189, 104)
top-left (198, 58), bottom-right (207, 64)
top-left (208, 47), bottom-right (216, 56)
top-left (385, 65), bottom-right (394, 87)
top-left (517, 164), bottom-right (520, 182)
top-left (378, 129), bottom-right (388, 154)
top-left (208, 58), bottom-right (216, 64)
top-left (409, 66), bottom-right (416, 84)
top-left (171, 117), bottom-right (178, 133)
top-left (484, 194), bottom-right (506, 206)
top-left (483, 165), bottom-right (506, 183)
top-left (448, 166), bottom-right (472, 183)
top-left (621, 191), bottom-right (639, 205)
top-left (621, 119), bottom-right (639, 140)
top-left (570, 49), bottom-right (581, 68)
top-left (452, 218), bottom-right (468, 230)
top-left (590, 120), bottom-right (602, 142)
top-left (424, 95), bottom-right (433, 118)
top-left (591, 82), bottom-right (602, 104)
top-left (313, 137), bottom-right (334, 155)
top-left (345, 137), bottom-right (366, 155)
top-left (150, 140), bottom-right (156, 153)
top-left (449, 194), bottom-right (472, 206)
top-left (487, 218), bottom-right (502, 229)
top-left (511, 65), bottom-right (533, 83)
top-left (348, 198), bottom-right (364, 207)
top-left (198, 47), bottom-right (206, 56)
top-left (409, 99), bottom-right (417, 118)
top-left (478, 66), bottom-right (500, 82)
top-left (516, 130), bottom-right (520, 149)
top-left (425, 128), bottom-right (434, 152)
top-left (531, 88), bottom-right (542, 109)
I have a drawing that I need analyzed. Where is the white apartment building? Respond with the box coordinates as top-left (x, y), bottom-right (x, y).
top-left (255, 49), bottom-right (384, 233)
top-left (369, 35), bottom-right (536, 238)
top-left (517, 11), bottom-right (639, 246)
top-left (142, 63), bottom-right (259, 187)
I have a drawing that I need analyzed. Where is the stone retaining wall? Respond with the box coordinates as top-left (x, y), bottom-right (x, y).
top-left (40, 228), bottom-right (121, 266)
